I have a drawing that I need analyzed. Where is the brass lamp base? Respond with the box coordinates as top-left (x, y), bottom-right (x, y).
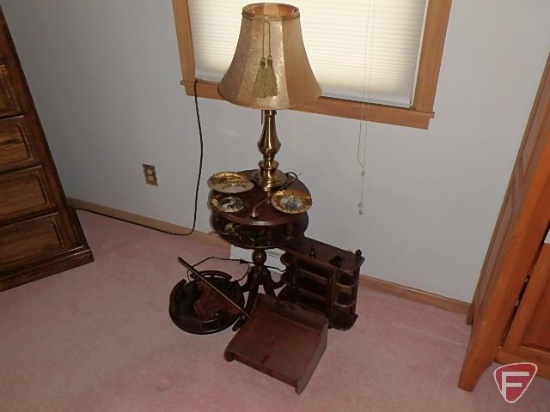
top-left (252, 167), bottom-right (287, 191)
top-left (254, 110), bottom-right (287, 191)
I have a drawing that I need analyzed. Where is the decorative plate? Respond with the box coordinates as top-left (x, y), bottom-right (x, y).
top-left (271, 189), bottom-right (312, 214)
top-left (207, 172), bottom-right (253, 194)
top-left (210, 196), bottom-right (245, 213)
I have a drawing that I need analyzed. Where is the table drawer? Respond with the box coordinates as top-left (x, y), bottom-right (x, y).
top-left (0, 64), bottom-right (20, 118)
top-left (0, 166), bottom-right (54, 221)
top-left (0, 213), bottom-right (65, 266)
top-left (0, 116), bottom-right (37, 171)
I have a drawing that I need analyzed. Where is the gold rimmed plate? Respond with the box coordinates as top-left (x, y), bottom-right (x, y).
top-left (207, 172), bottom-right (253, 194)
top-left (209, 196), bottom-right (245, 213)
top-left (271, 189), bottom-right (312, 214)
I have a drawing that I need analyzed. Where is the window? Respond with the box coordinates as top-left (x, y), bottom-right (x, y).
top-left (171, 0), bottom-right (452, 129)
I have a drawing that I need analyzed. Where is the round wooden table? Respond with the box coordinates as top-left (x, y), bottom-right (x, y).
top-left (209, 170), bottom-right (310, 326)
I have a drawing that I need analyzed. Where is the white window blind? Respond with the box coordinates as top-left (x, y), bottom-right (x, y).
top-left (189, 0), bottom-right (428, 108)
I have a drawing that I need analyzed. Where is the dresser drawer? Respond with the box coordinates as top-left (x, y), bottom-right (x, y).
top-left (0, 116), bottom-right (37, 171)
top-left (0, 166), bottom-right (54, 221)
top-left (0, 213), bottom-right (65, 266)
top-left (0, 64), bottom-right (20, 118)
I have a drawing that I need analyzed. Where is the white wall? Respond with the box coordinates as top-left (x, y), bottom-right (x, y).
top-left (2, 0), bottom-right (549, 301)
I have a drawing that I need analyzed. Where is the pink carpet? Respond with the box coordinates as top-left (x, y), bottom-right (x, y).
top-left (1, 211), bottom-right (549, 411)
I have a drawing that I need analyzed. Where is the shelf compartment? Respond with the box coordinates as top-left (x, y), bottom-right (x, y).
top-left (335, 292), bottom-right (356, 308)
top-left (296, 276), bottom-right (327, 296)
top-left (337, 272), bottom-right (359, 288)
top-left (295, 294), bottom-right (328, 316)
top-left (296, 287), bottom-right (327, 304)
top-left (281, 236), bottom-right (365, 330)
top-left (295, 266), bottom-right (328, 285)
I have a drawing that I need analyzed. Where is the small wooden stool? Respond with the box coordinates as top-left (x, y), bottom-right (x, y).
top-left (224, 294), bottom-right (328, 393)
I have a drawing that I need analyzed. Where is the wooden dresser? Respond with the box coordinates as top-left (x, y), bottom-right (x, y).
top-left (0, 8), bottom-right (93, 291)
top-left (458, 55), bottom-right (550, 390)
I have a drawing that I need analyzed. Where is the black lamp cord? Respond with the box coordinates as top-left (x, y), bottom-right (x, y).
top-left (183, 78), bottom-right (204, 236)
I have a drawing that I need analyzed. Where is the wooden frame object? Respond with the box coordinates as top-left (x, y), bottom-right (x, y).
top-left (0, 8), bottom-right (93, 290)
top-left (224, 294), bottom-right (328, 394)
top-left (171, 0), bottom-right (452, 129)
top-left (280, 236), bottom-right (365, 330)
top-left (458, 54), bottom-right (550, 391)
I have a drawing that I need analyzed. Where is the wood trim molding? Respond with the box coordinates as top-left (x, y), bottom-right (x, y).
top-left (67, 197), bottom-right (469, 315)
top-left (171, 0), bottom-right (195, 89)
top-left (413, 0), bottom-right (452, 113)
top-left (66, 197), bottom-right (230, 251)
top-left (359, 275), bottom-right (470, 315)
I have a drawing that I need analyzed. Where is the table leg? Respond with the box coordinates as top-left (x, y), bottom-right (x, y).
top-left (233, 248), bottom-right (283, 330)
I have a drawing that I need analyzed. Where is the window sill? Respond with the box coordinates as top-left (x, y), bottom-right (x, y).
top-left (183, 79), bottom-right (434, 129)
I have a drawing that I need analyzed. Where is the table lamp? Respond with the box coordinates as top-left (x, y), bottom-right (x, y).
top-left (218, 3), bottom-right (321, 191)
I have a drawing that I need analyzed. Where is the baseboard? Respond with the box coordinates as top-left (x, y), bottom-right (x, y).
top-left (67, 197), bottom-right (470, 315)
top-left (359, 275), bottom-right (470, 315)
top-left (66, 197), bottom-right (231, 251)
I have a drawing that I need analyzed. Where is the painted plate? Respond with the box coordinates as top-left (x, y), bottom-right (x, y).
top-left (209, 196), bottom-right (245, 213)
top-left (271, 189), bottom-right (312, 214)
top-left (207, 172), bottom-right (253, 194)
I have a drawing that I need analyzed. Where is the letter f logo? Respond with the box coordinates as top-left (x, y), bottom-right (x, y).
top-left (494, 363), bottom-right (538, 403)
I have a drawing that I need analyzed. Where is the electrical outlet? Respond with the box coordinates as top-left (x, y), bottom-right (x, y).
top-left (142, 164), bottom-right (158, 186)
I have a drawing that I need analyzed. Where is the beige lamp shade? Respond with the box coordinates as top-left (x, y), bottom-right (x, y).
top-left (218, 3), bottom-right (321, 110)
